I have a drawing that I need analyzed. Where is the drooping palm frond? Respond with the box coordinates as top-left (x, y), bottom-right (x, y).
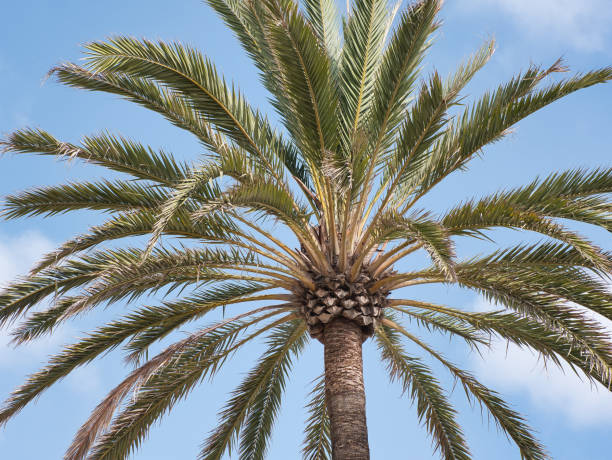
top-left (200, 320), bottom-right (307, 460)
top-left (383, 316), bottom-right (548, 460)
top-left (1, 1), bottom-right (611, 459)
top-left (83, 313), bottom-right (297, 460)
top-left (376, 319), bottom-right (471, 460)
top-left (302, 374), bottom-right (331, 460)
top-left (389, 301), bottom-right (612, 386)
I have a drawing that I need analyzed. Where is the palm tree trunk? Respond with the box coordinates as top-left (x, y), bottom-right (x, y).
top-left (323, 318), bottom-right (370, 460)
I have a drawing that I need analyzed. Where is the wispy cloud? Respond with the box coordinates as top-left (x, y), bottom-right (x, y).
top-left (470, 297), bottom-right (612, 426)
top-left (0, 230), bottom-right (54, 286)
top-left (0, 230), bottom-right (102, 396)
top-left (459, 0), bottom-right (612, 51)
top-left (0, 230), bottom-right (57, 366)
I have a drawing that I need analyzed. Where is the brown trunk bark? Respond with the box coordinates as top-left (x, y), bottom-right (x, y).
top-left (323, 318), bottom-right (370, 460)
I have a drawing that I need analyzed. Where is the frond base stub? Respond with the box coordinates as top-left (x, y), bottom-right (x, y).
top-left (299, 270), bottom-right (389, 342)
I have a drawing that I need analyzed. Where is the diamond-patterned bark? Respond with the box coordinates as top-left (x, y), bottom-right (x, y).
top-left (299, 271), bottom-right (389, 341)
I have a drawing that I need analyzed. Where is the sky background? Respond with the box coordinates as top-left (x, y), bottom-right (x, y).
top-left (1, 1), bottom-right (611, 459)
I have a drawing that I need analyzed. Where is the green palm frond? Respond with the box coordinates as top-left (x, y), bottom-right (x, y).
top-left (18, 281), bottom-right (271, 346)
top-left (204, 1), bottom-right (300, 149)
top-left (302, 374), bottom-right (331, 460)
top-left (448, 208), bottom-right (610, 273)
top-left (304, 0), bottom-right (341, 63)
top-left (475, 241), bottom-right (612, 278)
top-left (28, 208), bottom-right (238, 274)
top-left (83, 313), bottom-right (295, 460)
top-left (356, 39), bottom-right (494, 251)
top-left (263, 0), bottom-right (339, 168)
top-left (51, 63), bottom-right (224, 150)
top-left (410, 66), bottom-right (612, 203)
top-left (1, 128), bottom-right (190, 185)
top-left (356, 0), bottom-right (440, 191)
top-left (376, 320), bottom-right (471, 460)
top-left (2, 179), bottom-right (170, 218)
top-left (390, 301), bottom-right (612, 387)
top-left (2, 291), bottom-right (283, 432)
top-left (391, 307), bottom-right (487, 348)
top-left (339, 0), bottom-right (387, 154)
top-left (0, 256), bottom-right (101, 327)
top-left (455, 256), bottom-right (612, 321)
top-left (443, 167), bottom-right (612, 239)
top-left (373, 211), bottom-right (456, 280)
top-left (121, 291), bottom-right (290, 366)
top-left (83, 37), bottom-right (295, 184)
top-left (384, 317), bottom-right (548, 460)
top-left (53, 246), bottom-right (288, 313)
top-left (54, 59), bottom-right (311, 191)
top-left (200, 319), bottom-right (307, 460)
top-left (1, 245), bottom-right (288, 336)
top-left (382, 38), bottom-right (494, 187)
top-left (238, 321), bottom-right (309, 460)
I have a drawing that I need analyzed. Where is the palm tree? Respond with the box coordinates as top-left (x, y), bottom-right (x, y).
top-left (1, 0), bottom-right (611, 458)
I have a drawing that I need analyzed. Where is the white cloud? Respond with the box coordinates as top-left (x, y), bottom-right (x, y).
top-left (0, 230), bottom-right (54, 287)
top-left (0, 230), bottom-right (104, 396)
top-left (471, 297), bottom-right (612, 426)
top-left (0, 230), bottom-right (57, 365)
top-left (460, 0), bottom-right (612, 51)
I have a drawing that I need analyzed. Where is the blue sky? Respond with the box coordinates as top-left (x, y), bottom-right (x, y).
top-left (1, 1), bottom-right (611, 459)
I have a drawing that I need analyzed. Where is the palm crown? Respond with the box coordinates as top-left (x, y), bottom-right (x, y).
top-left (1, 1), bottom-right (611, 459)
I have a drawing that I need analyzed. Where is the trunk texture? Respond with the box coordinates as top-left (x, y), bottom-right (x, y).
top-left (323, 318), bottom-right (370, 460)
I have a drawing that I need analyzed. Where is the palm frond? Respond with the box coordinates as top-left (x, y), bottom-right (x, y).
top-left (356, 0), bottom-right (440, 191)
top-left (384, 317), bottom-right (548, 460)
top-left (388, 260), bottom-right (612, 385)
top-left (5, 245), bottom-right (288, 338)
top-left (338, 0), bottom-right (387, 154)
top-left (443, 167), bottom-right (612, 239)
top-left (455, 254), bottom-right (612, 321)
top-left (238, 320), bottom-right (309, 460)
top-left (28, 209), bottom-right (239, 274)
top-left (410, 66), bottom-right (612, 202)
top-left (302, 374), bottom-right (331, 460)
top-left (1, 128), bottom-right (190, 185)
top-left (51, 63), bottom-right (227, 150)
top-left (391, 307), bottom-right (487, 348)
top-left (304, 0), bottom-right (341, 63)
top-left (82, 37), bottom-right (295, 185)
top-left (199, 319), bottom-right (307, 460)
top-left (376, 321), bottom-right (471, 460)
top-left (1, 287), bottom-right (279, 432)
top-left (2, 179), bottom-right (169, 219)
top-left (84, 313), bottom-right (296, 460)
top-left (204, 1), bottom-right (302, 158)
top-left (372, 211), bottom-right (456, 280)
top-left (358, 39), bottom-right (494, 249)
top-left (382, 39), bottom-right (495, 200)
top-left (390, 301), bottom-right (612, 388)
top-left (262, 0), bottom-right (339, 167)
